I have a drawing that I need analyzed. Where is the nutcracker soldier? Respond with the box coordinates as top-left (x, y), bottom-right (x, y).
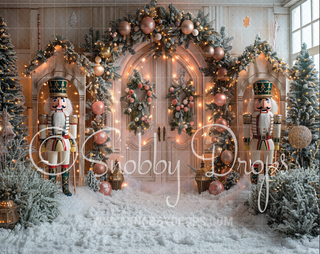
top-left (243, 80), bottom-right (281, 184)
top-left (39, 77), bottom-right (77, 196)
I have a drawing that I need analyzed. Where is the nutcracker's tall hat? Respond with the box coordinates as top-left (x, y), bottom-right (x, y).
top-left (253, 79), bottom-right (272, 99)
top-left (48, 77), bottom-right (68, 98)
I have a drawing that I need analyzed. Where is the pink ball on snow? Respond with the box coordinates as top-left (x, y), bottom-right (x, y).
top-left (209, 181), bottom-right (224, 195)
top-left (99, 181), bottom-right (112, 196)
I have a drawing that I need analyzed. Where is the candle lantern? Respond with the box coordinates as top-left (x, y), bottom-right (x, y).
top-left (110, 159), bottom-right (124, 190)
top-left (0, 191), bottom-right (19, 230)
top-left (195, 161), bottom-right (211, 194)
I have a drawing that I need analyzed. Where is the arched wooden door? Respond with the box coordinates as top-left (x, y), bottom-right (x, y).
top-left (119, 45), bottom-right (203, 186)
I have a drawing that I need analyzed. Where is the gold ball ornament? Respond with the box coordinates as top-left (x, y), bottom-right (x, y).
top-left (140, 17), bottom-right (156, 34)
top-left (204, 45), bottom-right (214, 58)
top-left (181, 20), bottom-right (194, 35)
top-left (288, 125), bottom-right (312, 149)
top-left (118, 21), bottom-right (131, 36)
top-left (95, 56), bottom-right (102, 63)
top-left (221, 150), bottom-right (234, 165)
top-left (101, 47), bottom-right (111, 58)
top-left (94, 64), bottom-right (105, 76)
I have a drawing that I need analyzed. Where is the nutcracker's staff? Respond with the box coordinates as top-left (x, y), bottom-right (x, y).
top-left (69, 115), bottom-right (78, 194)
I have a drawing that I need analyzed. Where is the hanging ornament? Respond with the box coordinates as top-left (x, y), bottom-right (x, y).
top-left (209, 181), bottom-right (224, 195)
top-left (129, 98), bottom-right (134, 103)
top-left (129, 89), bottom-right (134, 95)
top-left (101, 47), bottom-right (111, 58)
top-left (99, 181), bottom-right (112, 196)
top-left (189, 101), bottom-right (194, 107)
top-left (190, 121), bottom-right (194, 126)
top-left (215, 118), bottom-right (228, 132)
top-left (288, 125), bottom-right (312, 149)
top-left (127, 108), bottom-right (132, 113)
top-left (183, 107), bottom-right (189, 112)
top-left (189, 96), bottom-right (194, 101)
top-left (93, 163), bottom-right (106, 174)
top-left (217, 67), bottom-right (228, 80)
top-left (183, 99), bottom-right (188, 105)
top-left (192, 29), bottom-right (199, 36)
top-left (94, 131), bottom-right (108, 145)
top-left (214, 93), bottom-right (227, 106)
top-left (204, 45), bottom-right (214, 58)
top-left (140, 17), bottom-right (155, 34)
top-left (181, 20), bottom-right (194, 35)
top-left (135, 117), bottom-right (139, 122)
top-left (92, 101), bottom-right (105, 115)
top-left (172, 99), bottom-right (178, 105)
top-left (214, 146), bottom-right (222, 156)
top-left (144, 85), bottom-right (149, 90)
top-left (95, 56), bottom-right (102, 63)
top-left (196, 21), bottom-right (200, 26)
top-left (155, 33), bottom-right (162, 41)
top-left (94, 64), bottom-right (105, 76)
top-left (170, 87), bottom-right (175, 92)
top-left (138, 82), bottom-right (143, 88)
top-left (147, 98), bottom-right (152, 103)
top-left (112, 32), bottom-right (117, 38)
top-left (221, 150), bottom-right (234, 165)
top-left (118, 21), bottom-right (131, 36)
top-left (213, 46), bottom-right (225, 61)
top-left (211, 137), bottom-right (218, 143)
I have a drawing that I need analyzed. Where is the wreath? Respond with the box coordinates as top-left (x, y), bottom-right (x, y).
top-left (120, 69), bottom-right (157, 135)
top-left (165, 69), bottom-right (201, 136)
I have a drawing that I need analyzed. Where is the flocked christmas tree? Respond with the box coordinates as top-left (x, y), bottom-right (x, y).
top-left (202, 27), bottom-right (236, 177)
top-left (85, 169), bottom-right (100, 192)
top-left (281, 43), bottom-right (320, 168)
top-left (0, 11), bottom-right (29, 167)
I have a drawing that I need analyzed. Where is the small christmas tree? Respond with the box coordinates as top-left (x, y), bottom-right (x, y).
top-left (281, 43), bottom-right (320, 168)
top-left (0, 11), bottom-right (29, 167)
top-left (86, 170), bottom-right (100, 192)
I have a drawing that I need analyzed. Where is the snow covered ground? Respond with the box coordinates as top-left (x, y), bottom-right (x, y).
top-left (0, 177), bottom-right (319, 254)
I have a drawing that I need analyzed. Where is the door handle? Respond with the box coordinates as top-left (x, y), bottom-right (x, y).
top-left (163, 124), bottom-right (166, 142)
top-left (157, 124), bottom-right (161, 142)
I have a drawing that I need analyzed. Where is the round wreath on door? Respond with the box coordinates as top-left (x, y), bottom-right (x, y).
top-left (120, 69), bottom-right (157, 135)
top-left (165, 69), bottom-right (201, 136)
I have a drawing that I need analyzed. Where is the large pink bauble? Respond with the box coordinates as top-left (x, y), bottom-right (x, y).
top-left (213, 46), bottom-right (225, 61)
top-left (138, 83), bottom-right (143, 88)
top-left (176, 106), bottom-right (181, 111)
top-left (214, 93), bottom-right (227, 106)
top-left (94, 131), bottom-right (108, 145)
top-left (118, 21), bottom-right (131, 36)
top-left (209, 181), bottom-right (224, 195)
top-left (189, 96), bottom-right (194, 101)
top-left (93, 163), bottom-right (106, 174)
top-left (217, 67), bottom-right (228, 80)
top-left (221, 150), bottom-right (234, 165)
top-left (92, 101), bottom-right (105, 115)
top-left (144, 85), bottom-right (149, 90)
top-left (170, 87), bottom-right (174, 93)
top-left (147, 98), bottom-right (152, 103)
top-left (204, 45), bottom-right (214, 58)
top-left (129, 98), bottom-right (134, 103)
top-left (215, 118), bottom-right (228, 132)
top-left (140, 17), bottom-right (155, 34)
top-left (147, 91), bottom-right (152, 96)
top-left (183, 107), bottom-right (189, 112)
top-left (189, 101), bottom-right (194, 107)
top-left (99, 181), bottom-right (112, 196)
top-left (172, 99), bottom-right (178, 105)
top-left (129, 89), bottom-right (134, 94)
top-left (181, 20), bottom-right (194, 35)
top-left (212, 137), bottom-right (218, 143)
top-left (94, 64), bottom-right (105, 76)
top-left (190, 121), bottom-right (194, 126)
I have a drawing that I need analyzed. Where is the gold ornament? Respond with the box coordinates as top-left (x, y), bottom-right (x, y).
top-left (181, 20), bottom-right (194, 35)
top-left (100, 47), bottom-right (111, 58)
top-left (94, 64), bottom-right (105, 76)
top-left (288, 125), bottom-right (312, 149)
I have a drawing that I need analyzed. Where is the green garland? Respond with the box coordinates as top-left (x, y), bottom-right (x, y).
top-left (165, 70), bottom-right (201, 136)
top-left (120, 70), bottom-right (157, 135)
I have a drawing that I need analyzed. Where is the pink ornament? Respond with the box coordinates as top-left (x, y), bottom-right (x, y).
top-left (184, 107), bottom-right (189, 112)
top-left (138, 83), bottom-right (143, 88)
top-left (189, 102), bottom-right (194, 107)
top-left (108, 27), bottom-right (112, 32)
top-left (214, 93), bottom-right (227, 106)
top-left (221, 150), bottom-right (234, 165)
top-left (145, 120), bottom-right (148, 123)
top-left (127, 95), bottom-right (131, 99)
top-left (147, 91), bottom-right (152, 96)
top-left (215, 118), bottom-right (228, 132)
top-left (141, 117), bottom-right (145, 121)
top-left (129, 98), bottom-right (134, 103)
top-left (209, 181), bottom-right (224, 195)
top-left (94, 131), bottom-right (108, 145)
top-left (140, 17), bottom-right (156, 34)
top-left (147, 98), bottom-right (152, 103)
top-left (144, 85), bottom-right (149, 90)
top-left (99, 181), bottom-right (112, 196)
top-left (113, 43), bottom-right (117, 47)
top-left (181, 20), bottom-right (194, 35)
top-left (170, 87), bottom-right (174, 92)
top-left (112, 32), bottom-right (117, 38)
top-left (93, 164), bottom-right (106, 174)
top-left (144, 115), bottom-right (148, 119)
top-left (217, 67), bottom-right (228, 80)
top-left (189, 96), bottom-right (194, 101)
top-left (176, 106), bottom-right (181, 111)
top-left (106, 71), bottom-right (110, 75)
top-left (181, 104), bottom-right (184, 109)
top-left (190, 121), bottom-right (194, 126)
top-left (196, 21), bottom-right (200, 26)
top-left (129, 89), bottom-right (134, 95)
top-left (94, 65), bottom-right (105, 76)
top-left (172, 99), bottom-right (178, 105)
top-left (92, 101), bottom-right (105, 115)
top-left (213, 46), bottom-right (225, 61)
top-left (212, 137), bottom-right (218, 143)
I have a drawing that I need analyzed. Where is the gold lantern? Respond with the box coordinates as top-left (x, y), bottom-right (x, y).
top-left (195, 162), bottom-right (211, 194)
top-left (110, 159), bottom-right (124, 190)
top-left (0, 191), bottom-right (19, 230)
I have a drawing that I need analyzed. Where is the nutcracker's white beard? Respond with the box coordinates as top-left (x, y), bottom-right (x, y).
top-left (259, 112), bottom-right (270, 134)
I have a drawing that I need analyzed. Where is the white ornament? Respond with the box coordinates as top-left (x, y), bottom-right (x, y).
top-left (155, 33), bottom-right (162, 40)
top-left (127, 108), bottom-right (132, 113)
top-left (183, 99), bottom-right (188, 105)
top-left (135, 117), bottom-right (139, 122)
top-left (192, 29), bottom-right (199, 36)
top-left (183, 124), bottom-right (188, 128)
top-left (124, 88), bottom-right (129, 93)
